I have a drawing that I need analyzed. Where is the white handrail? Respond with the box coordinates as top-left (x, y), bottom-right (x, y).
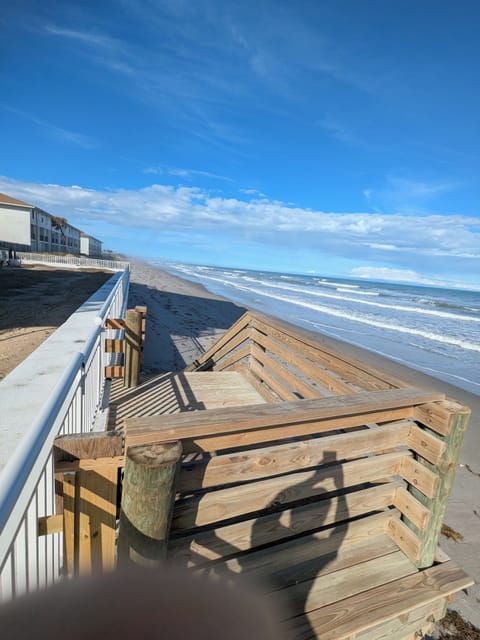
top-left (0, 266), bottom-right (130, 598)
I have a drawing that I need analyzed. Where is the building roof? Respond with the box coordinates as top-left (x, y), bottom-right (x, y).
top-left (0, 192), bottom-right (34, 208)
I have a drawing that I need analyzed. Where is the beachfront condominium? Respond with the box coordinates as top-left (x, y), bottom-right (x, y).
top-left (0, 192), bottom-right (101, 256)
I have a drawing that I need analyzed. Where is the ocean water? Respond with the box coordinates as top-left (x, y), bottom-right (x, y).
top-left (159, 262), bottom-right (480, 397)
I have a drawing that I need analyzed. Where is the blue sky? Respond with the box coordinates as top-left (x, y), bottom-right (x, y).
top-left (1, 0), bottom-right (479, 287)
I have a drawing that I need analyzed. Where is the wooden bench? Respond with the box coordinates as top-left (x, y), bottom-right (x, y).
top-left (121, 387), bottom-right (473, 640)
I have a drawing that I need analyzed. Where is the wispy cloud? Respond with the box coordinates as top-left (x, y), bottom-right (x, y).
top-left (0, 104), bottom-right (98, 149)
top-left (0, 176), bottom-right (477, 281)
top-left (144, 166), bottom-right (233, 182)
top-left (364, 175), bottom-right (459, 214)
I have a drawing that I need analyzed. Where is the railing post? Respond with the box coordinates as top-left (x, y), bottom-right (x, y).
top-left (118, 441), bottom-right (182, 567)
top-left (124, 309), bottom-right (142, 388)
top-left (408, 400), bottom-right (471, 568)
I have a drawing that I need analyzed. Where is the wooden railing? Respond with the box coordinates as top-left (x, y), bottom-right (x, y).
top-left (187, 311), bottom-right (409, 401)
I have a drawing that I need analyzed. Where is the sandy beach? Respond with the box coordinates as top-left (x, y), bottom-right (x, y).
top-left (1, 259), bottom-right (478, 627)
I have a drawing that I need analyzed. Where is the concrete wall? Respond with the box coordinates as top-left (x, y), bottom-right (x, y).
top-left (0, 205), bottom-right (31, 249)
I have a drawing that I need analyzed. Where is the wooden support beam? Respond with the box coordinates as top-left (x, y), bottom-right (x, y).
top-left (408, 402), bottom-right (471, 568)
top-left (38, 514), bottom-right (63, 536)
top-left (124, 308), bottom-right (142, 388)
top-left (54, 431), bottom-right (124, 464)
top-left (118, 441), bottom-right (182, 567)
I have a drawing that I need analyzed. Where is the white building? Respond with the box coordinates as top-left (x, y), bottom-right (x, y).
top-left (0, 192), bottom-right (81, 254)
top-left (80, 232), bottom-right (103, 257)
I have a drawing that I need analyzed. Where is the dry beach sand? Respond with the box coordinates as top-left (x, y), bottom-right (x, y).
top-left (0, 265), bottom-right (111, 380)
top-left (1, 259), bottom-right (478, 631)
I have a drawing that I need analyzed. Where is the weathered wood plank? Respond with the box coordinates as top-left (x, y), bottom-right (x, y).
top-left (393, 487), bottom-right (430, 531)
top-left (413, 400), bottom-right (465, 436)
top-left (54, 431), bottom-right (124, 463)
top-left (240, 368), bottom-right (277, 403)
top-left (346, 598), bottom-right (447, 640)
top-left (387, 517), bottom-right (423, 564)
top-left (124, 308), bottom-right (142, 387)
top-left (399, 457), bottom-right (438, 499)
top-left (250, 343), bottom-right (319, 399)
top-left (105, 338), bottom-right (125, 353)
top-left (37, 514), bottom-right (63, 536)
top-left (249, 314), bottom-right (409, 391)
top-left (290, 561), bottom-right (473, 640)
top-left (204, 512), bottom-right (396, 580)
top-left (105, 318), bottom-right (126, 329)
top-left (272, 550), bottom-right (417, 620)
top-left (125, 388), bottom-right (445, 449)
top-left (407, 425), bottom-right (446, 465)
top-left (185, 313), bottom-right (252, 371)
top-left (173, 453), bottom-right (408, 530)
top-left (178, 420), bottom-right (412, 492)
top-left (62, 474), bottom-right (75, 577)
top-left (169, 482), bottom-right (402, 564)
top-left (105, 365), bottom-right (124, 378)
top-left (250, 327), bottom-right (354, 396)
top-left (179, 408), bottom-right (415, 454)
top-left (410, 404), bottom-right (471, 568)
top-left (249, 356), bottom-right (298, 401)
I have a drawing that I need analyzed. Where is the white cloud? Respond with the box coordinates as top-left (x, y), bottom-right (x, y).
top-left (0, 176), bottom-right (478, 279)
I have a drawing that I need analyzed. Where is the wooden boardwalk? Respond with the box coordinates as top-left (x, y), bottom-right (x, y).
top-left (108, 371), bottom-right (266, 430)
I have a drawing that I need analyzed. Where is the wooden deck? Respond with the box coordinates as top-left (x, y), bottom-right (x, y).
top-left (108, 371), bottom-right (266, 430)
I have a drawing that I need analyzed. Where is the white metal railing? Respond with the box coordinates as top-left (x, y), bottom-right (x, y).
top-left (17, 252), bottom-right (129, 272)
top-left (0, 266), bottom-right (130, 599)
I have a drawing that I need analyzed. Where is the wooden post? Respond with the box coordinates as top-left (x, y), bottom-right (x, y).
top-left (408, 402), bottom-right (471, 568)
top-left (118, 441), bottom-right (182, 567)
top-left (124, 309), bottom-right (142, 388)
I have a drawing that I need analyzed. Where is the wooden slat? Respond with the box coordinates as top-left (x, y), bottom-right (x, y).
top-left (290, 560), bottom-right (473, 640)
top-left (213, 344), bottom-right (251, 372)
top-left (168, 482), bottom-right (402, 564)
top-left (407, 425), bottom-right (446, 465)
top-left (206, 511), bottom-right (396, 582)
top-left (173, 453), bottom-right (408, 530)
top-left (38, 514), bottom-right (63, 536)
top-left (272, 550), bottom-right (418, 621)
top-left (387, 517), bottom-right (423, 564)
top-left (105, 318), bottom-right (125, 329)
top-left (240, 368), bottom-right (277, 403)
top-left (250, 343), bottom-right (319, 399)
top-left (179, 408), bottom-right (414, 454)
top-left (186, 313), bottom-right (253, 371)
top-left (399, 457), bottom-right (438, 499)
top-left (178, 420), bottom-right (412, 492)
top-left (250, 327), bottom-right (354, 396)
top-left (249, 356), bottom-right (298, 401)
top-left (393, 487), bottom-right (430, 531)
top-left (76, 467), bottom-right (118, 574)
top-left (63, 474), bottom-right (75, 577)
top-left (105, 365), bottom-right (124, 378)
top-left (355, 599), bottom-right (447, 640)
top-left (249, 314), bottom-right (409, 391)
top-left (125, 388), bottom-right (445, 449)
top-left (105, 338), bottom-right (124, 353)
top-left (413, 400), bottom-right (465, 436)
